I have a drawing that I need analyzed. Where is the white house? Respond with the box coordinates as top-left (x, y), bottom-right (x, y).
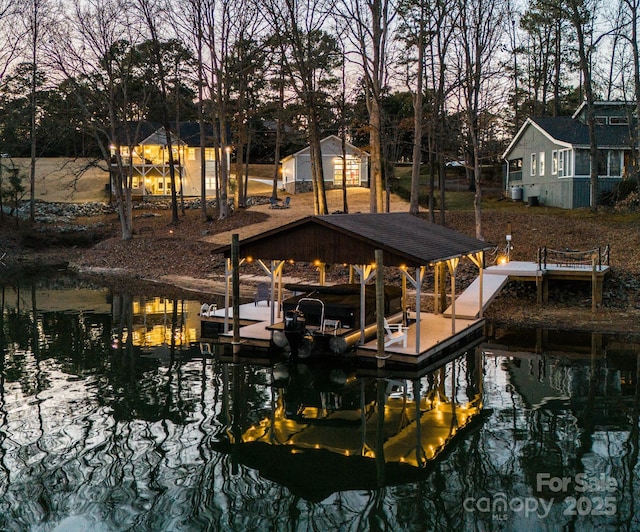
top-left (110, 122), bottom-right (220, 198)
top-left (280, 135), bottom-right (369, 194)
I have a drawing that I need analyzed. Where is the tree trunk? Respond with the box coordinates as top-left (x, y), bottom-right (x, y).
top-left (409, 40), bottom-right (424, 216)
top-left (307, 115), bottom-right (328, 215)
top-left (369, 97), bottom-right (384, 213)
top-left (272, 71), bottom-right (284, 199)
top-left (570, 3), bottom-right (598, 211)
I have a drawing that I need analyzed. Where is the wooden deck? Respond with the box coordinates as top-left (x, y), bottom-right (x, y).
top-left (355, 314), bottom-right (484, 366)
top-left (201, 259), bottom-right (609, 366)
top-left (444, 260), bottom-right (610, 318)
top-left (203, 302), bottom-right (483, 367)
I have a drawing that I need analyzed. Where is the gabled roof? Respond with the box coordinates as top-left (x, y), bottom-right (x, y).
top-left (140, 128), bottom-right (187, 147)
top-left (213, 213), bottom-right (490, 268)
top-left (572, 100), bottom-right (633, 120)
top-left (115, 121), bottom-right (217, 147)
top-left (503, 116), bottom-right (635, 159)
top-left (280, 135), bottom-right (369, 163)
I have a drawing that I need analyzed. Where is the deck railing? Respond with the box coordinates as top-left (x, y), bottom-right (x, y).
top-left (537, 245), bottom-right (610, 269)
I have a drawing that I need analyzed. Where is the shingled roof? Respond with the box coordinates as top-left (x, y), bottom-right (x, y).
top-left (213, 212), bottom-right (490, 268)
top-left (531, 117), bottom-right (634, 147)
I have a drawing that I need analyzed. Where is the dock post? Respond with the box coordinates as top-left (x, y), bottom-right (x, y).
top-left (375, 250), bottom-right (387, 368)
top-left (592, 258), bottom-right (597, 313)
top-left (232, 233), bottom-right (241, 357)
top-left (434, 262), bottom-right (447, 314)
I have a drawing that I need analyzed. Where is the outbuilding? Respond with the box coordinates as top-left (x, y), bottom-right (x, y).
top-left (280, 135), bottom-right (369, 194)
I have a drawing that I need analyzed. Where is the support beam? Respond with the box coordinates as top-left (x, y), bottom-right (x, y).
top-left (399, 266), bottom-right (426, 354)
top-left (316, 261), bottom-right (326, 285)
top-left (223, 256), bottom-right (246, 333)
top-left (467, 251), bottom-right (485, 318)
top-left (446, 257), bottom-right (460, 334)
top-left (434, 261), bottom-right (447, 314)
top-left (353, 264), bottom-right (376, 344)
top-left (375, 250), bottom-right (387, 367)
top-left (257, 259), bottom-right (285, 325)
top-left (232, 234), bottom-right (240, 352)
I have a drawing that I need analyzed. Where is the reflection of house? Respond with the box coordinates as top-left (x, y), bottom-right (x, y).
top-left (280, 135), bottom-right (369, 194)
top-left (110, 122), bottom-right (223, 198)
top-left (502, 101), bottom-right (636, 208)
top-left (111, 296), bottom-right (199, 351)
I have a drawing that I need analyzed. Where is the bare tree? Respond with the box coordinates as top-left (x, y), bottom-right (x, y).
top-left (228, 13), bottom-right (268, 210)
top-left (200, 0), bottom-right (234, 221)
top-left (0, 1), bottom-right (23, 82)
top-left (18, 0), bottom-right (58, 222)
top-left (171, 0), bottom-right (213, 221)
top-left (54, 0), bottom-right (147, 240)
top-left (454, 0), bottom-right (508, 239)
top-left (615, 0), bottom-right (640, 183)
top-left (565, 0), bottom-right (600, 212)
top-left (397, 0), bottom-right (428, 215)
top-left (263, 0), bottom-right (339, 215)
top-left (134, 0), bottom-right (181, 224)
top-left (340, 0), bottom-right (397, 213)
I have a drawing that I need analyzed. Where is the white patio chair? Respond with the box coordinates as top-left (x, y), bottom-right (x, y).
top-left (384, 318), bottom-right (408, 348)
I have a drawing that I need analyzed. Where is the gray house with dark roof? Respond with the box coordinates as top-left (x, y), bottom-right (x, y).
top-left (502, 101), bottom-right (636, 209)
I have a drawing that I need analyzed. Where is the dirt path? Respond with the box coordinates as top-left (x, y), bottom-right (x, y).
top-left (201, 186), bottom-right (410, 246)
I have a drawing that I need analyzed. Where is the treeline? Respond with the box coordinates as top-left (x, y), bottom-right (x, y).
top-left (0, 0), bottom-right (637, 237)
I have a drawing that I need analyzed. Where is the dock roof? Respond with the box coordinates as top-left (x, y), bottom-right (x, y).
top-left (213, 212), bottom-right (490, 267)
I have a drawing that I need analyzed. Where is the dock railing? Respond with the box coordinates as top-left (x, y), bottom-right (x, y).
top-left (537, 245), bottom-right (610, 270)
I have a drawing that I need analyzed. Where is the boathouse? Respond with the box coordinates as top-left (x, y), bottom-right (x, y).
top-left (209, 212), bottom-right (492, 366)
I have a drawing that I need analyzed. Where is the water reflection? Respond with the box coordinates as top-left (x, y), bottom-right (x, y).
top-left (213, 355), bottom-right (483, 503)
top-left (1, 278), bottom-right (640, 530)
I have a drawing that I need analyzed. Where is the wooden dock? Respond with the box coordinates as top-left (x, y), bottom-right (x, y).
top-left (202, 302), bottom-right (483, 367)
top-left (201, 259), bottom-right (609, 366)
top-left (444, 260), bottom-right (610, 319)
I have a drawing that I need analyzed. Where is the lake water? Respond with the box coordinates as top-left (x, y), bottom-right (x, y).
top-left (1, 275), bottom-right (639, 531)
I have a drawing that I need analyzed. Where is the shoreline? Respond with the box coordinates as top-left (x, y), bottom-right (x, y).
top-left (2, 187), bottom-right (640, 337)
top-left (75, 261), bottom-right (640, 337)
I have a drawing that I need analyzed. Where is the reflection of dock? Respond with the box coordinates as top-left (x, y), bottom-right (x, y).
top-left (211, 350), bottom-right (486, 501)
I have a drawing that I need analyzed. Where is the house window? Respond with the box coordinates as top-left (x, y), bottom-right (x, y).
top-left (610, 150), bottom-right (622, 176)
top-left (558, 151), bottom-right (565, 177)
top-left (575, 150), bottom-right (590, 175)
top-left (597, 149), bottom-right (623, 176)
top-left (508, 158), bottom-right (523, 181)
top-left (530, 153), bottom-right (537, 176)
top-left (552, 151), bottom-right (558, 175)
top-left (204, 148), bottom-right (216, 161)
top-left (539, 152), bottom-right (545, 176)
top-left (610, 116), bottom-right (629, 125)
top-left (595, 116), bottom-right (608, 126)
top-left (187, 148), bottom-right (196, 161)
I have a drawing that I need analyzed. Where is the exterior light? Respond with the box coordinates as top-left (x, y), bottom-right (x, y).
top-left (246, 256), bottom-right (253, 263)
